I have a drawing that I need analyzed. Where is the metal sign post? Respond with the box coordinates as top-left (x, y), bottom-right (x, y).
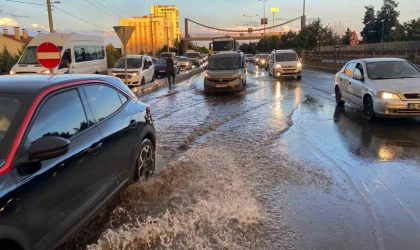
top-left (113, 26), bottom-right (135, 85)
top-left (271, 8), bottom-right (279, 34)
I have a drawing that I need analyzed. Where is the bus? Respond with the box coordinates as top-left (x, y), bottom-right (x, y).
top-left (209, 36), bottom-right (240, 54)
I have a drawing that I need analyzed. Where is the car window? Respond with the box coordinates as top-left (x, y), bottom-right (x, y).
top-left (26, 89), bottom-right (88, 143)
top-left (344, 62), bottom-right (356, 77)
top-left (367, 61), bottom-right (420, 79)
top-left (83, 85), bottom-right (123, 122)
top-left (354, 63), bottom-right (364, 77)
top-left (119, 92), bottom-right (128, 104)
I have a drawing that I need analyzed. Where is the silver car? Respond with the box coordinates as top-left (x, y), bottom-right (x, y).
top-left (335, 58), bottom-right (420, 121)
top-left (204, 52), bottom-right (247, 93)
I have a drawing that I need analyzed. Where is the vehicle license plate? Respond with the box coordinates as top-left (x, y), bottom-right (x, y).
top-left (160, 70), bottom-right (165, 73)
top-left (215, 84), bottom-right (227, 88)
top-left (408, 103), bottom-right (420, 109)
top-left (284, 70), bottom-right (294, 73)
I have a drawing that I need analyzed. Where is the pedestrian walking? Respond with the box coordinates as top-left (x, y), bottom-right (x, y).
top-left (166, 57), bottom-right (176, 91)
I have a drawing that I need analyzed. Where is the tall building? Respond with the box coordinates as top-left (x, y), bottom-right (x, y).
top-left (151, 4), bottom-right (180, 45)
top-left (119, 16), bottom-right (166, 55)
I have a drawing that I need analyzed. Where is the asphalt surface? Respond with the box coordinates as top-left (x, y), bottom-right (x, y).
top-left (83, 64), bottom-right (420, 250)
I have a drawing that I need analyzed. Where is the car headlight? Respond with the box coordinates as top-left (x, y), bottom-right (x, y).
top-left (231, 73), bottom-right (239, 79)
top-left (41, 70), bottom-right (50, 74)
top-left (9, 70), bottom-right (15, 75)
top-left (131, 72), bottom-right (138, 76)
top-left (297, 62), bottom-right (302, 67)
top-left (275, 64), bottom-right (282, 69)
top-left (112, 72), bottom-right (117, 76)
top-left (205, 72), bottom-right (211, 78)
top-left (379, 92), bottom-right (400, 100)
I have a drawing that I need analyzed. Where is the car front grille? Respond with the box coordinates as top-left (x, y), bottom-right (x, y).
top-left (207, 78), bottom-right (235, 83)
top-left (115, 74), bottom-right (132, 79)
top-left (404, 94), bottom-right (420, 99)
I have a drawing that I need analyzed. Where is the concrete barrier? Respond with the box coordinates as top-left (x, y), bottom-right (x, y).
top-left (303, 65), bottom-right (338, 75)
top-left (130, 67), bottom-right (206, 97)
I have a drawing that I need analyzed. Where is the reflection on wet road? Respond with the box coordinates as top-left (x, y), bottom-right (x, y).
top-left (89, 64), bottom-right (420, 250)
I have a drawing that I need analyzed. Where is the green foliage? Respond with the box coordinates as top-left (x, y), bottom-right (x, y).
top-left (0, 46), bottom-right (19, 75)
top-left (105, 43), bottom-right (121, 68)
top-left (341, 28), bottom-right (352, 45)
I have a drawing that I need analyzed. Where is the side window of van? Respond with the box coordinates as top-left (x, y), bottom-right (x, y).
top-left (59, 49), bottom-right (72, 69)
top-left (74, 46), bottom-right (105, 63)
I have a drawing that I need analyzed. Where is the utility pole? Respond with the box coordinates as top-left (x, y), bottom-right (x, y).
top-left (165, 24), bottom-right (170, 52)
top-left (47, 0), bottom-right (57, 33)
top-left (149, 14), bottom-right (159, 57)
top-left (301, 0), bottom-right (306, 29)
top-left (259, 0), bottom-right (268, 36)
top-left (244, 14), bottom-right (258, 44)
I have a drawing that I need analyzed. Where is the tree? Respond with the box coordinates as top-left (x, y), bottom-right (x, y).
top-left (405, 18), bottom-right (420, 41)
top-left (105, 43), bottom-right (121, 68)
top-left (376, 0), bottom-right (400, 42)
top-left (0, 46), bottom-right (18, 75)
top-left (341, 28), bottom-right (352, 45)
top-left (361, 5), bottom-right (378, 43)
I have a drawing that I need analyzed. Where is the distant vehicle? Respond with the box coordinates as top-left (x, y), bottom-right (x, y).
top-left (254, 54), bottom-right (261, 64)
top-left (178, 56), bottom-right (192, 70)
top-left (186, 51), bottom-right (201, 67)
top-left (111, 55), bottom-right (155, 86)
top-left (160, 52), bottom-right (177, 62)
top-left (0, 74), bottom-right (156, 250)
top-left (268, 50), bottom-right (302, 79)
top-left (10, 33), bottom-right (107, 75)
top-left (257, 54), bottom-right (269, 68)
top-left (335, 58), bottom-right (420, 121)
top-left (204, 52), bottom-right (247, 93)
top-left (154, 58), bottom-right (180, 78)
top-left (209, 36), bottom-right (240, 54)
top-left (152, 57), bottom-right (159, 64)
top-left (245, 54), bottom-right (254, 63)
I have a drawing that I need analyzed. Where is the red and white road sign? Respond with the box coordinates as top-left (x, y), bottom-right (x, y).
top-left (36, 42), bottom-right (61, 69)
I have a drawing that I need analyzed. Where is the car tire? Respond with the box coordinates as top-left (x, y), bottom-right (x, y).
top-left (297, 75), bottom-right (302, 80)
top-left (141, 77), bottom-right (146, 86)
top-left (151, 74), bottom-right (155, 82)
top-left (135, 139), bottom-right (155, 181)
top-left (363, 96), bottom-right (377, 122)
top-left (335, 87), bottom-right (345, 106)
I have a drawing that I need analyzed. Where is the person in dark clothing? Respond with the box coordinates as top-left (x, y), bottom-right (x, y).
top-left (166, 58), bottom-right (175, 91)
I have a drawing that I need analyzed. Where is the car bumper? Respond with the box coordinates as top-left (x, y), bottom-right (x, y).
top-left (204, 78), bottom-right (242, 92)
top-left (118, 75), bottom-right (141, 85)
top-left (258, 61), bottom-right (268, 67)
top-left (374, 100), bottom-right (420, 117)
top-left (273, 69), bottom-right (302, 77)
top-left (154, 70), bottom-right (167, 77)
top-left (179, 64), bottom-right (190, 70)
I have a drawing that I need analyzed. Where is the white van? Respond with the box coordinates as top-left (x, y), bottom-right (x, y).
top-left (268, 49), bottom-right (302, 80)
top-left (10, 33), bottom-right (107, 75)
top-left (111, 55), bottom-right (155, 86)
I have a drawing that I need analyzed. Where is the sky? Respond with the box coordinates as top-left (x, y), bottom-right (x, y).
top-left (0, 0), bottom-right (418, 47)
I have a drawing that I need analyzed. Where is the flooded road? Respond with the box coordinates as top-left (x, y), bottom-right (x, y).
top-left (81, 65), bottom-right (420, 249)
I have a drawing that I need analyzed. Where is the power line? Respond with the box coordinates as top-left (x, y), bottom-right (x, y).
top-left (5, 0), bottom-right (45, 6)
top-left (102, 0), bottom-right (134, 17)
top-left (85, 0), bottom-right (122, 20)
top-left (92, 0), bottom-right (128, 19)
top-left (53, 5), bottom-right (108, 31)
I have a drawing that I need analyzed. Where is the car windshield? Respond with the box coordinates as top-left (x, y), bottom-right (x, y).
top-left (255, 55), bottom-right (260, 58)
top-left (275, 53), bottom-right (298, 62)
top-left (157, 59), bottom-right (167, 64)
top-left (179, 57), bottom-right (189, 62)
top-left (246, 54), bottom-right (254, 58)
top-left (19, 46), bottom-right (63, 64)
top-left (213, 41), bottom-right (233, 51)
top-left (0, 94), bottom-right (24, 165)
top-left (161, 53), bottom-right (172, 59)
top-left (367, 61), bottom-right (420, 79)
top-left (115, 58), bottom-right (142, 69)
top-left (209, 57), bottom-right (240, 70)
top-left (260, 55), bottom-right (269, 59)
top-left (187, 53), bottom-right (200, 59)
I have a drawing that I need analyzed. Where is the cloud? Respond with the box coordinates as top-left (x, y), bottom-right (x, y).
top-left (31, 24), bottom-right (39, 28)
top-left (0, 17), bottom-right (18, 26)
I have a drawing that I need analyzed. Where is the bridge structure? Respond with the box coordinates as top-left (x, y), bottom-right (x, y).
top-left (181, 16), bottom-right (305, 51)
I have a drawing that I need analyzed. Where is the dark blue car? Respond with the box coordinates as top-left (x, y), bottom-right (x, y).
top-left (0, 74), bottom-right (156, 250)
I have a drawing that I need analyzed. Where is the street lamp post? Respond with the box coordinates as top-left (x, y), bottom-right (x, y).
top-left (259, 0), bottom-right (268, 36)
top-left (271, 7), bottom-right (279, 34)
top-left (381, 20), bottom-right (385, 43)
top-left (149, 14), bottom-right (159, 57)
top-left (47, 0), bottom-right (60, 33)
top-left (243, 14), bottom-right (258, 44)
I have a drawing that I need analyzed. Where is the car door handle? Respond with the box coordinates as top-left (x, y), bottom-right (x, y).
top-left (88, 141), bottom-right (103, 154)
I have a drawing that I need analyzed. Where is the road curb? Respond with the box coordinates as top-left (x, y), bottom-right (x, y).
top-left (303, 65), bottom-right (337, 74)
top-left (131, 67), bottom-right (206, 96)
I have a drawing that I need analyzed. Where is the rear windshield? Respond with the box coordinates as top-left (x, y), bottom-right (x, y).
top-left (0, 94), bottom-right (25, 165)
top-left (161, 53), bottom-right (173, 59)
top-left (246, 54), bottom-right (254, 58)
top-left (179, 57), bottom-right (189, 62)
top-left (260, 55), bottom-right (269, 59)
top-left (187, 53), bottom-right (200, 59)
top-left (275, 53), bottom-right (298, 62)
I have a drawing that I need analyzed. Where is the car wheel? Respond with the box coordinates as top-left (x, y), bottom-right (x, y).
top-left (335, 87), bottom-right (345, 106)
top-left (297, 75), bottom-right (302, 80)
top-left (151, 73), bottom-right (155, 82)
top-left (141, 77), bottom-right (146, 86)
top-left (363, 96), bottom-right (377, 122)
top-left (135, 139), bottom-right (155, 181)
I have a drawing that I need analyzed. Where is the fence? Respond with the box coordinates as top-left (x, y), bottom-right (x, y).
top-left (303, 41), bottom-right (420, 71)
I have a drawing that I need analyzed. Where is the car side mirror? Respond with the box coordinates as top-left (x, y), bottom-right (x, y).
top-left (353, 73), bottom-right (364, 82)
top-left (29, 136), bottom-right (70, 161)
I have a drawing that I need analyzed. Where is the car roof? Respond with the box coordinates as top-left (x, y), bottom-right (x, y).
top-left (273, 50), bottom-right (296, 53)
top-left (358, 58), bottom-right (406, 63)
top-left (210, 52), bottom-right (241, 58)
top-left (0, 74), bottom-right (126, 95)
